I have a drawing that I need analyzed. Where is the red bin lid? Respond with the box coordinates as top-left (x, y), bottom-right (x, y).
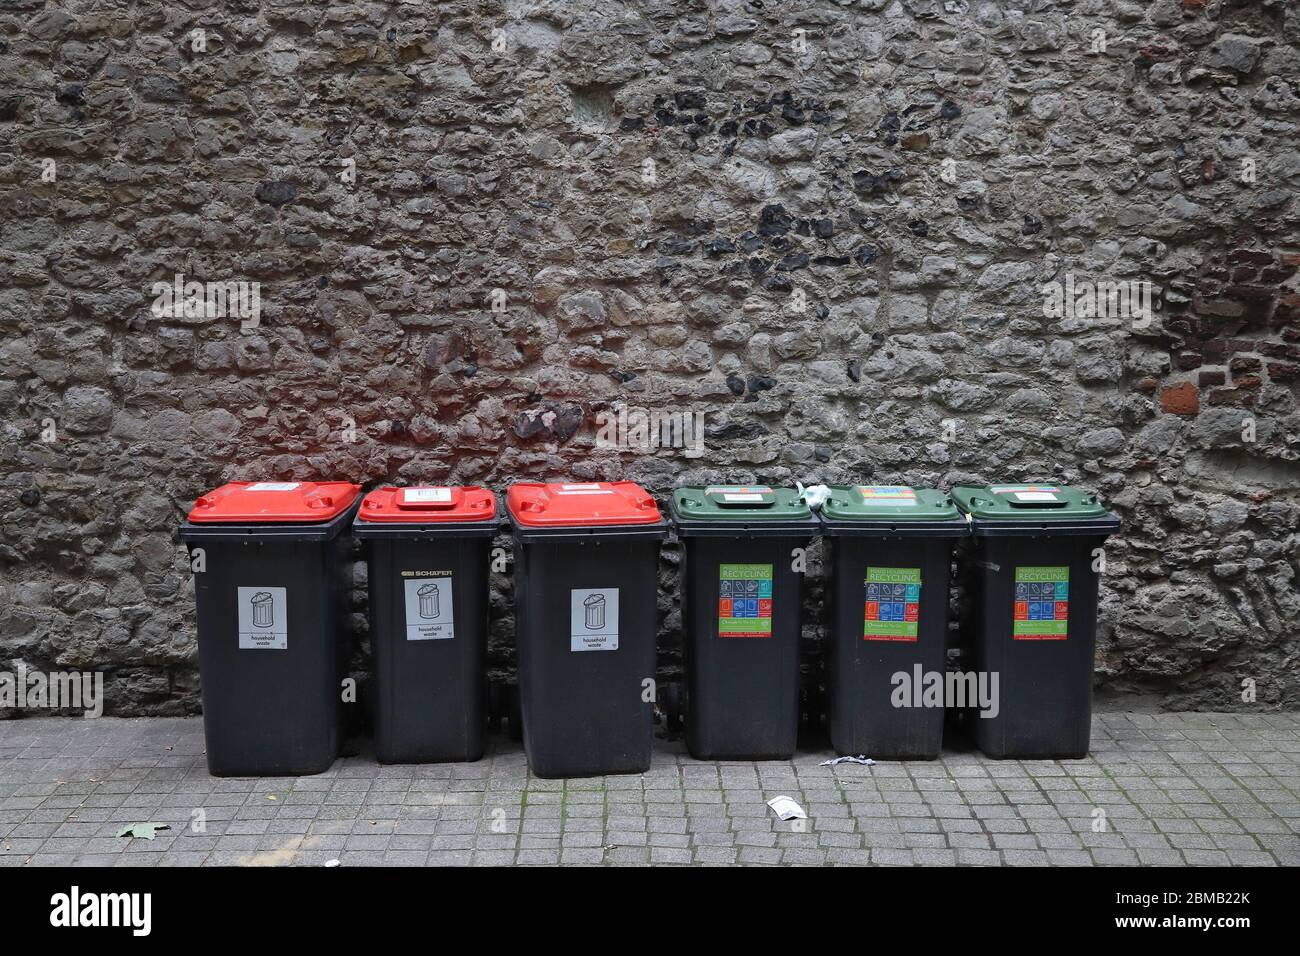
top-left (357, 485), bottom-right (497, 524)
top-left (506, 482), bottom-right (663, 527)
top-left (187, 481), bottom-right (361, 524)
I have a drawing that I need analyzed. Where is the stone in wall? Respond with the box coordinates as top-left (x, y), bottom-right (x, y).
top-left (0, 0), bottom-right (1296, 716)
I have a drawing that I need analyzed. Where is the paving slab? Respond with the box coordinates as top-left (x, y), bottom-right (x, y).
top-left (0, 713), bottom-right (1295, 866)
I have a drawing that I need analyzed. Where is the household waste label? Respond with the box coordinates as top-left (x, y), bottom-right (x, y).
top-left (1014, 566), bottom-right (1069, 640)
top-left (571, 588), bottom-right (619, 651)
top-left (402, 571), bottom-right (454, 641)
top-left (864, 568), bottom-right (920, 641)
top-left (237, 586), bottom-right (287, 649)
top-left (718, 564), bottom-right (772, 637)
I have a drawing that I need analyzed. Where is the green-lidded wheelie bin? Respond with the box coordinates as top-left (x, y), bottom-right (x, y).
top-left (178, 480), bottom-right (361, 776)
top-left (507, 481), bottom-right (668, 778)
top-left (951, 484), bottom-right (1121, 759)
top-left (670, 485), bottom-right (818, 760)
top-left (351, 486), bottom-right (498, 764)
top-left (819, 485), bottom-right (968, 759)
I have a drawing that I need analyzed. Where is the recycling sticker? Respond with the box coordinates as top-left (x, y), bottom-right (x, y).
top-left (718, 563), bottom-right (773, 637)
top-left (864, 567), bottom-right (921, 641)
top-left (1014, 566), bottom-right (1069, 640)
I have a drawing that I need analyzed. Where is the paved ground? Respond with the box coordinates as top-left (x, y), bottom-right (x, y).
top-left (0, 713), bottom-right (1296, 866)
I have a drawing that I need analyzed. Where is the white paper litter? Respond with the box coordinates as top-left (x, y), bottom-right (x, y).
top-left (766, 795), bottom-right (808, 821)
top-left (820, 755), bottom-right (877, 766)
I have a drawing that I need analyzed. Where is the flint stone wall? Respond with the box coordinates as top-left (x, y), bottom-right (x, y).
top-left (1, 0), bottom-right (1298, 716)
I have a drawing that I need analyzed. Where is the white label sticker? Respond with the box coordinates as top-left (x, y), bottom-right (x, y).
top-left (403, 575), bottom-right (454, 640)
top-left (721, 493), bottom-right (764, 502)
top-left (990, 485), bottom-right (1059, 494)
top-left (571, 588), bottom-right (619, 651)
top-left (556, 490), bottom-right (614, 495)
top-left (561, 483), bottom-right (603, 490)
top-left (401, 487), bottom-right (452, 504)
top-left (705, 486), bottom-right (772, 495)
top-left (246, 482), bottom-right (301, 492)
top-left (237, 586), bottom-right (287, 649)
top-left (1014, 492), bottom-right (1059, 502)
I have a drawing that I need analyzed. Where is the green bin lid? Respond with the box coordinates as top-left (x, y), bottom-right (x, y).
top-left (672, 485), bottom-right (811, 521)
top-left (950, 484), bottom-right (1109, 520)
top-left (821, 485), bottom-right (960, 521)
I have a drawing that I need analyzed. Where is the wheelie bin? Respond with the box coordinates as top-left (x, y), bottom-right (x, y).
top-left (820, 485), bottom-right (968, 758)
top-left (952, 484), bottom-right (1121, 759)
top-left (178, 480), bottom-right (361, 776)
top-left (669, 485), bottom-right (817, 759)
top-left (352, 486), bottom-right (498, 763)
top-left (507, 481), bottom-right (667, 777)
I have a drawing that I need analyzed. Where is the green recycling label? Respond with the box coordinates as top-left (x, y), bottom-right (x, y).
top-left (864, 567), bottom-right (921, 641)
top-left (718, 564), bottom-right (772, 638)
top-left (1014, 566), bottom-right (1069, 640)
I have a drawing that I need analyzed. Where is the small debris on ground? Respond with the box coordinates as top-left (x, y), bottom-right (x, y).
top-left (820, 755), bottom-right (876, 766)
top-left (116, 822), bottom-right (170, 840)
top-left (766, 795), bottom-right (807, 821)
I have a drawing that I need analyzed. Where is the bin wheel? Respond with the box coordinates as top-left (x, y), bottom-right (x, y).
top-left (662, 682), bottom-right (684, 733)
top-left (506, 683), bottom-right (524, 742)
top-left (487, 682), bottom-right (504, 735)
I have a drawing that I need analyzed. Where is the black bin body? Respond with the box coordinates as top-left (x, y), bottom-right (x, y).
top-left (179, 494), bottom-right (358, 777)
top-left (670, 488), bottom-right (816, 760)
top-left (953, 485), bottom-right (1121, 759)
top-left (352, 486), bottom-right (498, 763)
top-left (962, 535), bottom-right (1112, 758)
top-left (820, 487), bottom-right (968, 760)
top-left (508, 482), bottom-right (667, 778)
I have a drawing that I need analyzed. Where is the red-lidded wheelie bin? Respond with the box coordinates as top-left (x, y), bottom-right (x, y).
top-left (352, 486), bottom-right (498, 763)
top-left (178, 481), bottom-right (360, 776)
top-left (506, 482), bottom-right (667, 778)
